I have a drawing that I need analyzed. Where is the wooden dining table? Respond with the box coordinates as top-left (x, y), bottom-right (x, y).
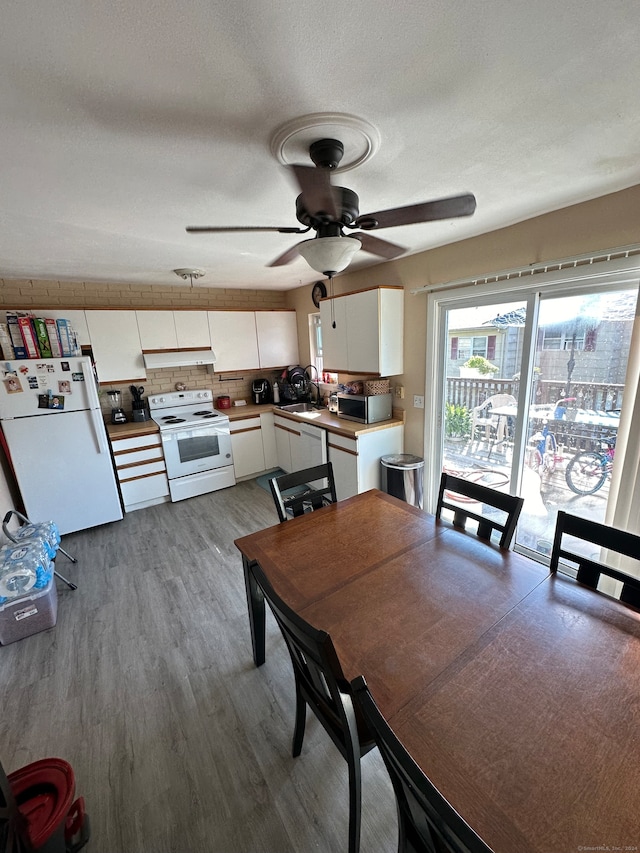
top-left (234, 489), bottom-right (640, 853)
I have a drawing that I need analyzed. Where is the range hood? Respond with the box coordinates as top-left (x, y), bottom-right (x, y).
top-left (143, 349), bottom-right (217, 369)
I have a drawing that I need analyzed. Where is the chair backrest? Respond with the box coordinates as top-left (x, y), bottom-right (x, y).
top-left (550, 511), bottom-right (640, 608)
top-left (269, 462), bottom-right (337, 522)
top-left (472, 394), bottom-right (516, 417)
top-left (250, 560), bottom-right (371, 760)
top-left (436, 472), bottom-right (523, 549)
top-left (352, 676), bottom-right (493, 853)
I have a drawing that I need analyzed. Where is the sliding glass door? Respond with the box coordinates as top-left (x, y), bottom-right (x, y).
top-left (440, 285), bottom-right (637, 558)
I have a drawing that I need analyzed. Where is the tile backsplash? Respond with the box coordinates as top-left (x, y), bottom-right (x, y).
top-left (99, 366), bottom-right (287, 417)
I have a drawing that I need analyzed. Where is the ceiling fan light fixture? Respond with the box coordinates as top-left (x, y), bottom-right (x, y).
top-left (296, 236), bottom-right (361, 275)
top-left (174, 268), bottom-right (205, 281)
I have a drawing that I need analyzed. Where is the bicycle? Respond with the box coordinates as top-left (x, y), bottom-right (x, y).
top-left (565, 436), bottom-right (616, 495)
top-left (525, 423), bottom-right (563, 478)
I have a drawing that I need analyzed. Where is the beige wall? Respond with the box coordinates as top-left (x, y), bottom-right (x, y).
top-left (286, 183), bottom-right (640, 455)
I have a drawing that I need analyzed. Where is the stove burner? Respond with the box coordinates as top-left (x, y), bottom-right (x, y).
top-left (163, 417), bottom-right (186, 423)
top-left (200, 413), bottom-right (218, 418)
top-left (193, 410), bottom-right (213, 416)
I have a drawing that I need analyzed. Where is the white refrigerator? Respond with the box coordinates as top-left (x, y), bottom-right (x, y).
top-left (0, 356), bottom-right (123, 534)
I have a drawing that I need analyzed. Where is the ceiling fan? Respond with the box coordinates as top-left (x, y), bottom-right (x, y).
top-left (186, 138), bottom-right (476, 276)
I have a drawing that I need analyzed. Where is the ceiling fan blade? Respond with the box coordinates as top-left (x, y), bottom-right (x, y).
top-left (186, 225), bottom-right (306, 234)
top-left (290, 165), bottom-right (340, 221)
top-left (267, 243), bottom-right (301, 267)
top-left (350, 232), bottom-right (407, 260)
top-left (354, 193), bottom-right (477, 230)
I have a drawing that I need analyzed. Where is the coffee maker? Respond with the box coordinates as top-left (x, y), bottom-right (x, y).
top-left (252, 378), bottom-right (271, 404)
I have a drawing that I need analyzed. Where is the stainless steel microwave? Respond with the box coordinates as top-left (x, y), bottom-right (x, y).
top-left (337, 392), bottom-right (393, 424)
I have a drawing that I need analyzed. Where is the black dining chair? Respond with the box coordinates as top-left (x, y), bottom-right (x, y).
top-left (269, 462), bottom-right (337, 522)
top-left (250, 560), bottom-right (375, 853)
top-left (550, 511), bottom-right (640, 608)
top-left (351, 675), bottom-right (494, 853)
top-left (435, 472), bottom-right (523, 549)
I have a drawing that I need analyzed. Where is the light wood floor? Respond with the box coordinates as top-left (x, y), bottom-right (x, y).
top-left (0, 480), bottom-right (397, 852)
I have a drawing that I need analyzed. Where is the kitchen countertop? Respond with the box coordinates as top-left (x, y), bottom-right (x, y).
top-left (105, 419), bottom-right (160, 439)
top-left (226, 402), bottom-right (405, 438)
top-left (104, 404), bottom-right (404, 440)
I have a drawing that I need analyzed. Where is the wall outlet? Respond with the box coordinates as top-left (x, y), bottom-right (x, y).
top-left (413, 395), bottom-right (424, 409)
top-left (395, 385), bottom-right (405, 399)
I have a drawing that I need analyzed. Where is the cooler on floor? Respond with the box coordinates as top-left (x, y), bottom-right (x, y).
top-left (0, 514), bottom-right (61, 644)
top-left (0, 577), bottom-right (58, 645)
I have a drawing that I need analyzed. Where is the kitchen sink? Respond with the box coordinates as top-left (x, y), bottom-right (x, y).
top-left (278, 403), bottom-right (318, 413)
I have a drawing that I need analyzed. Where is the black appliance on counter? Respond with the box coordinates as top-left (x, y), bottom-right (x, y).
top-left (130, 385), bottom-right (150, 422)
top-left (279, 366), bottom-right (309, 404)
top-left (252, 378), bottom-right (272, 404)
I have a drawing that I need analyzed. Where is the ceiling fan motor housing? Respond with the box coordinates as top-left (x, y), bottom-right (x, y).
top-left (295, 187), bottom-right (359, 228)
top-left (309, 138), bottom-right (344, 170)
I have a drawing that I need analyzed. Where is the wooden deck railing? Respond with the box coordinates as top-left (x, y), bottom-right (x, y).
top-left (446, 377), bottom-right (624, 412)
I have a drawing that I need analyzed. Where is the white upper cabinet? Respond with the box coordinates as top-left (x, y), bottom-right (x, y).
top-left (255, 311), bottom-right (299, 368)
top-left (137, 310), bottom-right (211, 350)
top-left (321, 286), bottom-right (404, 376)
top-left (174, 311), bottom-right (210, 348)
top-left (85, 310), bottom-right (146, 383)
top-left (208, 311), bottom-right (259, 372)
top-left (320, 297), bottom-right (348, 371)
top-left (208, 310), bottom-right (298, 373)
top-left (136, 311), bottom-right (178, 349)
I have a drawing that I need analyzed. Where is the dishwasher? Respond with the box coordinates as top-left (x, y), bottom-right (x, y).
top-left (298, 423), bottom-right (328, 468)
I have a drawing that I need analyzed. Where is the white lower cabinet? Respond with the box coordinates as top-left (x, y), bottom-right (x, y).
top-left (274, 414), bottom-right (297, 473)
top-left (273, 415), bottom-right (328, 474)
top-left (110, 430), bottom-right (169, 511)
top-left (230, 417), bottom-right (266, 479)
top-left (260, 412), bottom-right (278, 470)
top-left (327, 425), bottom-right (404, 500)
top-left (229, 413), bottom-right (279, 480)
top-left (327, 439), bottom-right (360, 501)
top-left (275, 414), bottom-right (403, 495)
top-left (295, 422), bottom-right (327, 469)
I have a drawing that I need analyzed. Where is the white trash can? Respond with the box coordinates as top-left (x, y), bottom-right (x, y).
top-left (380, 454), bottom-right (425, 509)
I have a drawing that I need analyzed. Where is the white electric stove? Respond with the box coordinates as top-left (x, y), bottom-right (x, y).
top-left (148, 389), bottom-right (236, 501)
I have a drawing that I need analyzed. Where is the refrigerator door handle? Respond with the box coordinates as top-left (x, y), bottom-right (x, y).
top-left (89, 406), bottom-right (109, 454)
top-left (82, 358), bottom-right (109, 454)
top-left (84, 362), bottom-right (102, 410)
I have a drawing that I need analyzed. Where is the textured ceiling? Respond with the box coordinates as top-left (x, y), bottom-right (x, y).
top-left (1, 0), bottom-right (639, 291)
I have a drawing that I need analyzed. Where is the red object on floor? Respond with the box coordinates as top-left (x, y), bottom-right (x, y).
top-left (3, 756), bottom-right (89, 852)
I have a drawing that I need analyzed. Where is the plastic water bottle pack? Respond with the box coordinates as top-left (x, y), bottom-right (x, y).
top-left (8, 520), bottom-right (61, 559)
top-left (0, 539), bottom-right (55, 602)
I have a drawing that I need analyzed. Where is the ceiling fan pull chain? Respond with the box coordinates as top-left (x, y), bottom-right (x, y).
top-left (328, 274), bottom-right (336, 328)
